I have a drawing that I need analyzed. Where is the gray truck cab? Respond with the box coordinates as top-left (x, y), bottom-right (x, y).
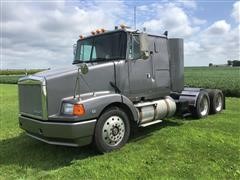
top-left (18, 27), bottom-right (224, 153)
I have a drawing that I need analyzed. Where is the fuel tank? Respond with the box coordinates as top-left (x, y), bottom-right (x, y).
top-left (135, 96), bottom-right (176, 124)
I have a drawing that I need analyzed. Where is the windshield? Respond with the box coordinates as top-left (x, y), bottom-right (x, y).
top-left (74, 31), bottom-right (127, 63)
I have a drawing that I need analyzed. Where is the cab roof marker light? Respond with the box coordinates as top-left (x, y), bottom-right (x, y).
top-left (120, 24), bottom-right (130, 29)
top-left (96, 29), bottom-right (101, 34)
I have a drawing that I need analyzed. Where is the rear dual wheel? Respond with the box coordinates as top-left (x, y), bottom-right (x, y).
top-left (208, 89), bottom-right (224, 114)
top-left (192, 91), bottom-right (210, 118)
top-left (192, 89), bottom-right (224, 119)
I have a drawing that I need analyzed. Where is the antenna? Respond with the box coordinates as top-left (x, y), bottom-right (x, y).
top-left (134, 6), bottom-right (136, 29)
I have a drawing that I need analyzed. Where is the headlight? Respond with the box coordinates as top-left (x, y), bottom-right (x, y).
top-left (62, 103), bottom-right (74, 115)
top-left (62, 103), bottom-right (85, 116)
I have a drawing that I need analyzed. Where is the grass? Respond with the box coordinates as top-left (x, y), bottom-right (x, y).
top-left (185, 67), bottom-right (240, 97)
top-left (0, 84), bottom-right (240, 179)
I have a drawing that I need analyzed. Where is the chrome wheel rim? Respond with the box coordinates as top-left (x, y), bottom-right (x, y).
top-left (200, 96), bottom-right (209, 116)
top-left (102, 116), bottom-right (125, 146)
top-left (215, 94), bottom-right (223, 112)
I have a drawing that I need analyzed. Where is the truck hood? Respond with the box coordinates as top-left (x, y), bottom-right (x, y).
top-left (35, 66), bottom-right (78, 79)
top-left (35, 62), bottom-right (115, 116)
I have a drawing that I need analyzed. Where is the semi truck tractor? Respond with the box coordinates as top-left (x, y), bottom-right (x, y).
top-left (18, 26), bottom-right (225, 153)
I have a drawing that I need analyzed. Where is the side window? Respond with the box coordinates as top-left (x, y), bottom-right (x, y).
top-left (129, 35), bottom-right (141, 60)
top-left (80, 44), bottom-right (92, 61)
top-left (92, 46), bottom-right (96, 59)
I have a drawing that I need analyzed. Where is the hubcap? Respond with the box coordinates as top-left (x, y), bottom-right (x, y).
top-left (200, 96), bottom-right (209, 116)
top-left (102, 116), bottom-right (125, 146)
top-left (215, 94), bottom-right (223, 112)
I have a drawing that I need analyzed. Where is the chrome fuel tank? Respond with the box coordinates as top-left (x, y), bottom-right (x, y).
top-left (135, 96), bottom-right (176, 124)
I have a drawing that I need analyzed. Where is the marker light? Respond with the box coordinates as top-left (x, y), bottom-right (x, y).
top-left (79, 35), bottom-right (84, 39)
top-left (96, 29), bottom-right (101, 34)
top-left (120, 24), bottom-right (125, 29)
top-left (91, 31), bottom-right (95, 35)
top-left (73, 104), bottom-right (85, 116)
top-left (101, 28), bottom-right (105, 33)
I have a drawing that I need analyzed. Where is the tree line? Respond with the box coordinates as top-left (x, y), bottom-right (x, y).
top-left (209, 60), bottom-right (240, 67)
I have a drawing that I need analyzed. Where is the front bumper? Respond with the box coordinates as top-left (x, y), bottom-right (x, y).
top-left (19, 115), bottom-right (96, 147)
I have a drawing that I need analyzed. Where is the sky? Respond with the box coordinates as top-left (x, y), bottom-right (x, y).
top-left (1, 0), bottom-right (240, 69)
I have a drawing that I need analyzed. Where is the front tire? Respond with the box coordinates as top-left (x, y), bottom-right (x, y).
top-left (94, 107), bottom-right (130, 153)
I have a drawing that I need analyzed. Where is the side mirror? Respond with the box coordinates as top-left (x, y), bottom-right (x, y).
top-left (73, 44), bottom-right (77, 56)
top-left (139, 33), bottom-right (149, 59)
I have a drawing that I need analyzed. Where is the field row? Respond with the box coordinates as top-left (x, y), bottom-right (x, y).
top-left (0, 69), bottom-right (44, 75)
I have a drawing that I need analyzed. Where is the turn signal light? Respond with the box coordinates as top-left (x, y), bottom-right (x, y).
top-left (73, 104), bottom-right (85, 116)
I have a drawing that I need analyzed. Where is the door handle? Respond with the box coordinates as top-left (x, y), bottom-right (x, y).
top-left (146, 73), bottom-right (151, 79)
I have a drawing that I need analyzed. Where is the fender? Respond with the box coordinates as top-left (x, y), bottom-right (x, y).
top-left (179, 88), bottom-right (205, 107)
top-left (50, 91), bottom-right (139, 122)
top-left (121, 94), bottom-right (139, 122)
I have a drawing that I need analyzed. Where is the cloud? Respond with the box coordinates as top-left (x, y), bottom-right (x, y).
top-left (192, 17), bottom-right (206, 25)
top-left (1, 0), bottom-right (239, 69)
top-left (140, 2), bottom-right (239, 66)
top-left (142, 3), bottom-right (199, 38)
top-left (205, 20), bottom-right (231, 35)
top-left (185, 21), bottom-right (239, 66)
top-left (1, 0), bottom-right (126, 69)
top-left (231, 1), bottom-right (240, 23)
top-left (176, 0), bottom-right (197, 9)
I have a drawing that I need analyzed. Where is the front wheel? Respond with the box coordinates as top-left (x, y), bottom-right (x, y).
top-left (94, 107), bottom-right (130, 153)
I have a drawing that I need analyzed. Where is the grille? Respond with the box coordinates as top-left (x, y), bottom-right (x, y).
top-left (18, 76), bottom-right (48, 120)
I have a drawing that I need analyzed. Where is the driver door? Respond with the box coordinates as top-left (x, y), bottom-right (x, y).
top-left (128, 34), bottom-right (154, 101)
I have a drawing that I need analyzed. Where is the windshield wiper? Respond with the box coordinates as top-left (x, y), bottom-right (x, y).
top-left (73, 57), bottom-right (123, 64)
top-left (91, 58), bottom-right (108, 62)
top-left (73, 60), bottom-right (84, 64)
top-left (91, 57), bottom-right (123, 62)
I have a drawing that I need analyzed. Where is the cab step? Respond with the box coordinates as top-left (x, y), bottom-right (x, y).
top-left (139, 120), bottom-right (162, 127)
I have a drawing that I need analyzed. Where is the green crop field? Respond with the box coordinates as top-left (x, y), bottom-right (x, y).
top-left (0, 75), bottom-right (24, 84)
top-left (0, 69), bottom-right (44, 84)
top-left (0, 84), bottom-right (239, 179)
top-left (185, 67), bottom-right (240, 97)
top-left (0, 69), bottom-right (44, 75)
